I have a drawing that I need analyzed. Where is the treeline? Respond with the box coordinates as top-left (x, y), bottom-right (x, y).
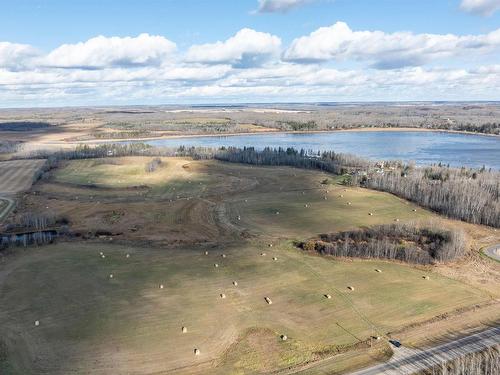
top-left (300, 223), bottom-right (466, 264)
top-left (355, 165), bottom-right (500, 227)
top-left (214, 147), bottom-right (370, 175)
top-left (419, 345), bottom-right (499, 375)
top-left (0, 213), bottom-right (68, 250)
top-left (0, 231), bottom-right (57, 250)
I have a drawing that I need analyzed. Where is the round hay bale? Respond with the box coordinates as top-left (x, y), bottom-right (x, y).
top-left (340, 194), bottom-right (344, 198)
top-left (304, 204), bottom-right (309, 208)
top-left (194, 348), bottom-right (200, 356)
top-left (101, 255), bottom-right (106, 259)
top-left (276, 211), bottom-right (280, 215)
top-left (324, 196), bottom-right (328, 200)
top-left (159, 284), bottom-right (164, 289)
top-left (394, 218), bottom-right (400, 222)
top-left (347, 286), bottom-right (354, 291)
top-left (244, 199), bottom-right (248, 203)
top-left (375, 269), bottom-right (382, 273)
top-left (301, 191), bottom-right (305, 195)
top-left (423, 275), bottom-right (430, 280)
top-left (126, 253), bottom-right (130, 258)
top-left (326, 190), bottom-right (329, 193)
top-left (237, 216), bottom-right (241, 221)
top-left (204, 251), bottom-right (209, 255)
top-left (412, 209), bottom-right (417, 212)
top-left (99, 252), bottom-right (103, 256)
top-left (281, 334), bottom-right (288, 341)
top-left (264, 297), bottom-right (272, 304)
top-left (220, 293), bottom-right (226, 299)
top-left (324, 294), bottom-right (332, 299)
top-left (272, 257), bottom-right (278, 261)
top-left (268, 244), bottom-right (273, 248)
top-left (109, 274), bottom-right (114, 279)
top-left (368, 212), bottom-right (373, 216)
top-left (233, 281), bottom-right (238, 286)
top-left (261, 252), bottom-right (266, 256)
top-left (182, 326), bottom-right (187, 333)
top-left (34, 320), bottom-right (40, 326)
top-left (214, 263), bottom-right (219, 268)
top-left (347, 202), bottom-right (352, 205)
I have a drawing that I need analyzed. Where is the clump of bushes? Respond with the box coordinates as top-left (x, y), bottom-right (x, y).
top-left (299, 223), bottom-right (466, 264)
top-left (145, 157), bottom-right (162, 172)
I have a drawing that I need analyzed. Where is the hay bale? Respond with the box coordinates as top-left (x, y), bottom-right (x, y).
top-left (244, 199), bottom-right (248, 202)
top-left (220, 293), bottom-right (226, 299)
top-left (326, 190), bottom-right (329, 193)
top-left (264, 297), bottom-right (272, 305)
top-left (109, 274), bottom-right (114, 279)
top-left (268, 244), bottom-right (273, 248)
top-left (324, 196), bottom-right (328, 200)
top-left (99, 252), bottom-right (103, 256)
top-left (261, 252), bottom-right (266, 256)
top-left (375, 269), bottom-right (382, 273)
top-left (221, 254), bottom-right (226, 258)
top-left (368, 212), bottom-right (373, 216)
top-left (214, 263), bottom-right (219, 268)
top-left (324, 294), bottom-right (332, 299)
top-left (204, 251), bottom-right (209, 255)
top-left (34, 320), bottom-right (40, 326)
top-left (233, 281), bottom-right (238, 286)
top-left (159, 284), bottom-right (164, 289)
top-left (340, 194), bottom-right (344, 198)
top-left (423, 275), bottom-right (430, 280)
top-left (394, 218), bottom-right (400, 222)
top-left (304, 204), bottom-right (309, 208)
top-left (237, 215), bottom-right (241, 221)
top-left (276, 211), bottom-right (280, 215)
top-left (101, 254), bottom-right (106, 259)
top-left (347, 202), bottom-right (352, 205)
top-left (412, 209), bottom-right (417, 212)
top-left (280, 334), bottom-right (288, 341)
top-left (194, 348), bottom-right (200, 356)
top-left (182, 326), bottom-right (187, 333)
top-left (126, 253), bottom-right (130, 258)
top-left (347, 286), bottom-right (354, 291)
top-left (272, 257), bottom-right (278, 261)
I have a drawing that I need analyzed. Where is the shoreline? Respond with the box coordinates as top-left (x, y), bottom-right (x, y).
top-left (60, 127), bottom-right (500, 145)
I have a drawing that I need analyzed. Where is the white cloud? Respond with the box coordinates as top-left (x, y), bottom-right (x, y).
top-left (0, 42), bottom-right (39, 71)
top-left (43, 33), bottom-right (177, 69)
top-left (186, 28), bottom-right (281, 67)
top-left (460, 0), bottom-right (500, 16)
top-left (256, 0), bottom-right (315, 13)
top-left (284, 22), bottom-right (500, 68)
top-left (1, 27), bottom-right (499, 106)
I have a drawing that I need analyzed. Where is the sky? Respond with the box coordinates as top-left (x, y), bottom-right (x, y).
top-left (0, 0), bottom-right (499, 107)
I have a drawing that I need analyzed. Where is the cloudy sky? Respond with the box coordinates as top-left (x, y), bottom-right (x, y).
top-left (1, 0), bottom-right (499, 107)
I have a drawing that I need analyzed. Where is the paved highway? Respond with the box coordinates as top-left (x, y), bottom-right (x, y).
top-left (350, 326), bottom-right (500, 375)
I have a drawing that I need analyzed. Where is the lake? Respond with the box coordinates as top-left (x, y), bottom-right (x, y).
top-left (144, 130), bottom-right (500, 169)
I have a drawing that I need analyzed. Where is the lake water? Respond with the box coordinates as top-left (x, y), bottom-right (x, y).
top-left (144, 131), bottom-right (500, 169)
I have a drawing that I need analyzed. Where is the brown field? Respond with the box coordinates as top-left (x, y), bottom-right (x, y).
top-left (0, 156), bottom-right (499, 375)
top-left (0, 159), bottom-right (46, 195)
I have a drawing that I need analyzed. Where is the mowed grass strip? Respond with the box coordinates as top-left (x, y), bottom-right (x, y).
top-left (0, 242), bottom-right (488, 374)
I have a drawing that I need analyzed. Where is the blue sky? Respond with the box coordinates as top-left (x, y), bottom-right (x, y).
top-left (0, 0), bottom-right (499, 107)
